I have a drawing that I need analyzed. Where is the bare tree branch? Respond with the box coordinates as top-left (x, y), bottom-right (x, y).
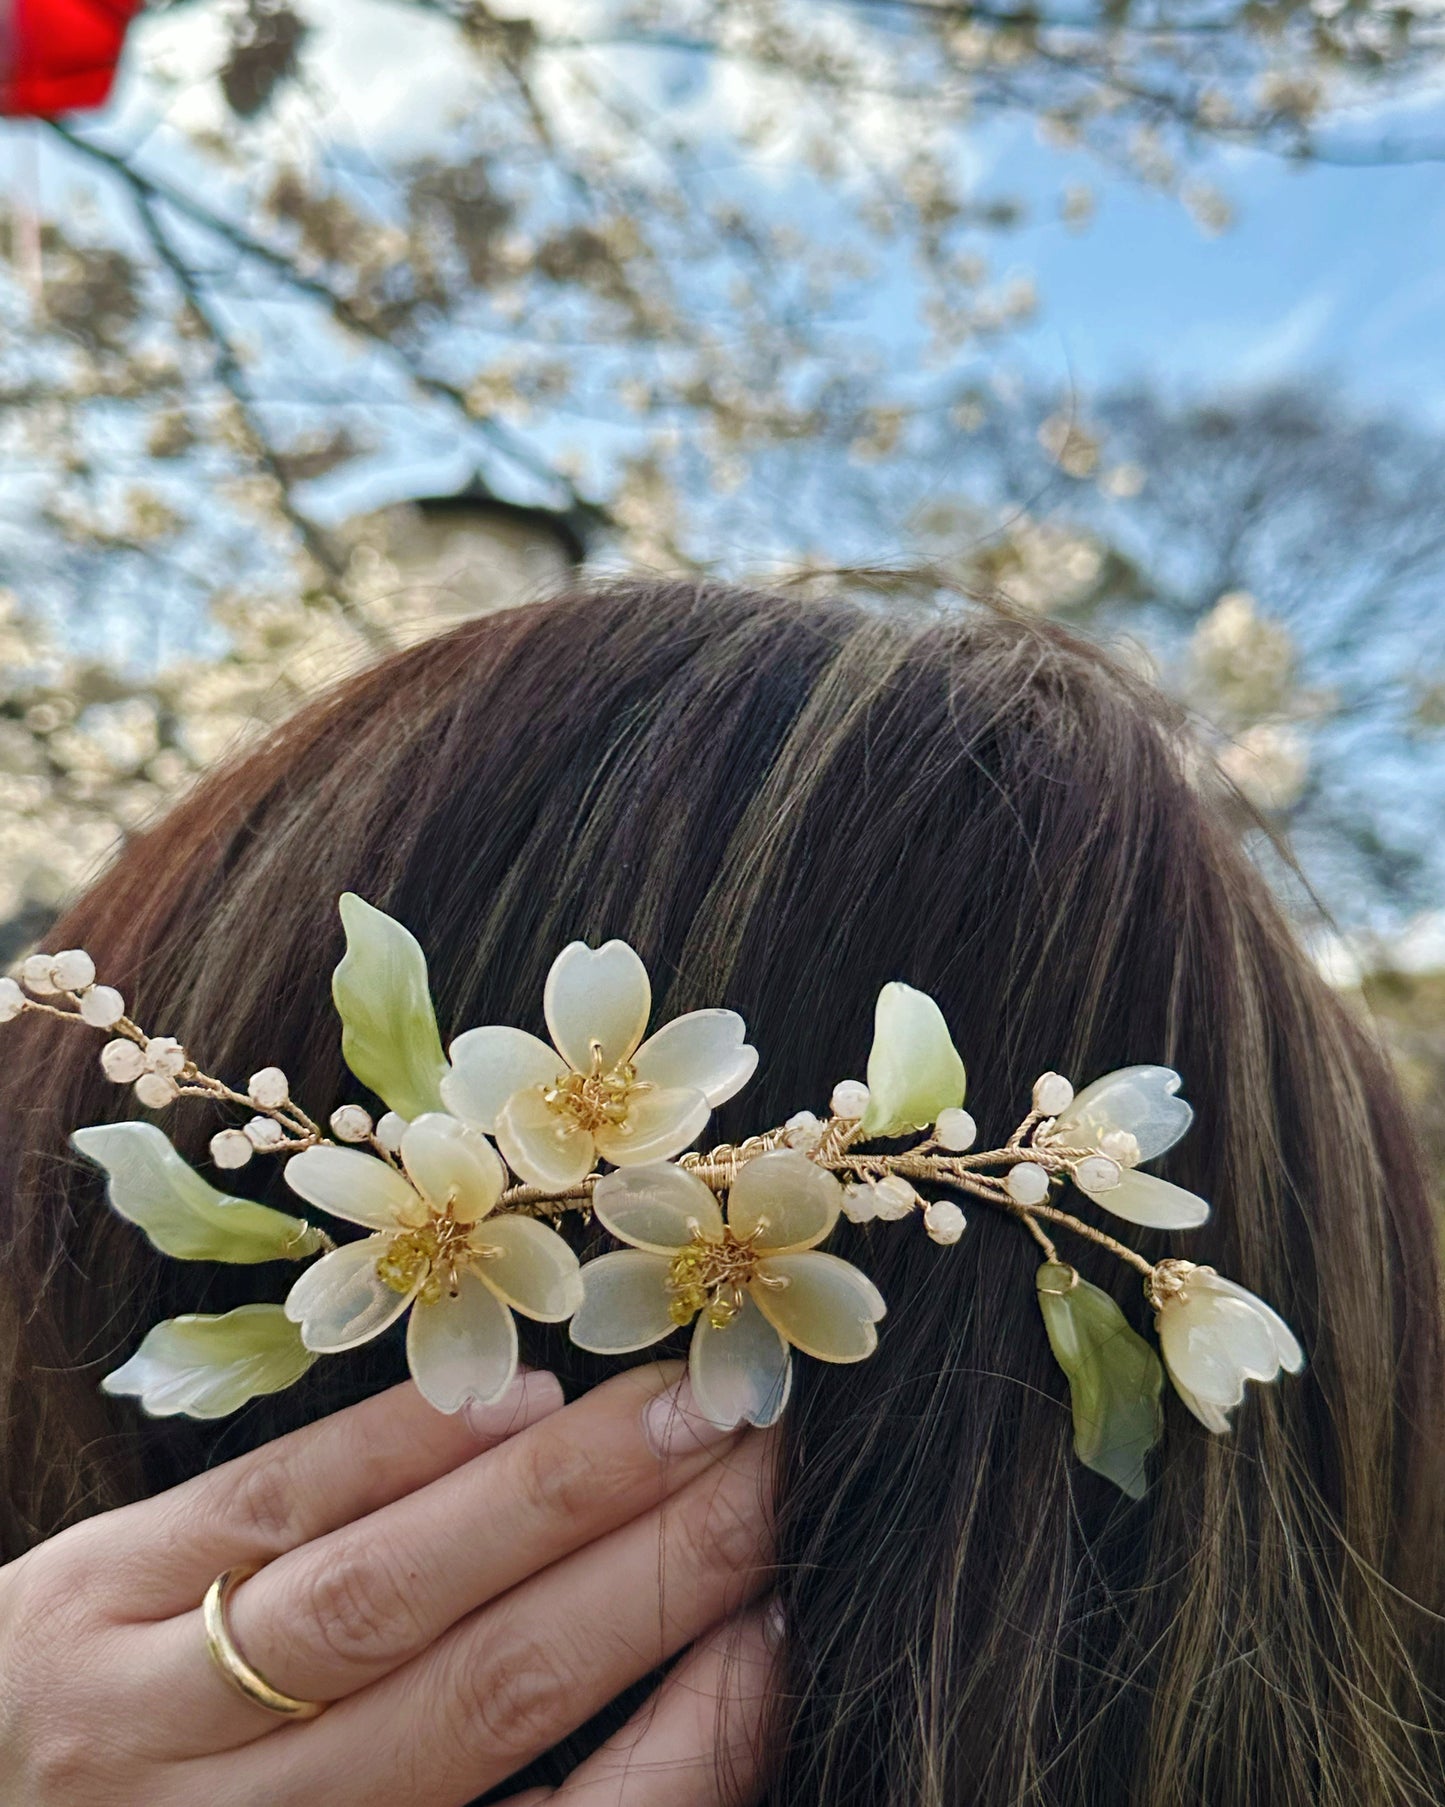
top-left (128, 183), bottom-right (396, 652)
top-left (45, 121), bottom-right (613, 544)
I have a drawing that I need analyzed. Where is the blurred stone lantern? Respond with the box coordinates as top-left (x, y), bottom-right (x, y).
top-left (345, 476), bottom-right (591, 622)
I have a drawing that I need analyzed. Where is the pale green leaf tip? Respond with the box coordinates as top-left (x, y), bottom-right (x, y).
top-left (73, 1120), bottom-right (324, 1264)
top-left (332, 891), bottom-right (448, 1121)
top-left (860, 981), bottom-right (967, 1137)
top-left (337, 889), bottom-right (381, 933)
top-left (102, 1305), bottom-right (317, 1418)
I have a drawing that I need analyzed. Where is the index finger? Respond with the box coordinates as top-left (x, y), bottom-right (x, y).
top-left (91, 1368), bottom-right (568, 1617)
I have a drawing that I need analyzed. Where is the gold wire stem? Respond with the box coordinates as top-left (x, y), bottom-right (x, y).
top-left (19, 996), bottom-right (326, 1148)
top-left (498, 1178), bottom-right (599, 1213)
top-left (15, 998), bottom-right (99, 1025)
top-left (1018, 1212), bottom-right (1060, 1263)
top-left (1006, 1108), bottom-right (1045, 1150)
top-left (1006, 1199), bottom-right (1156, 1278)
top-left (492, 1126), bottom-right (1158, 1283)
top-left (22, 986), bottom-right (1160, 1289)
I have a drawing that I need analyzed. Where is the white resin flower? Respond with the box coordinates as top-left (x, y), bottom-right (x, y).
top-left (1041, 1065), bottom-right (1209, 1231)
top-left (570, 1151), bottom-right (885, 1429)
top-left (441, 940), bottom-right (757, 1191)
top-left (1152, 1262), bottom-right (1304, 1432)
top-left (283, 1113), bottom-right (583, 1412)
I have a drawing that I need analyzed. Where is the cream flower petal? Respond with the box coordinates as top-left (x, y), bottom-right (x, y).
top-left (688, 1291), bottom-right (792, 1430)
top-left (399, 1112), bottom-right (506, 1222)
top-left (284, 1146), bottom-right (425, 1231)
top-left (569, 1250), bottom-right (679, 1352)
top-left (593, 1085), bottom-right (711, 1167)
top-left (751, 1252), bottom-right (886, 1362)
top-left (544, 940), bottom-right (652, 1072)
top-left (1076, 1164), bottom-right (1210, 1231)
top-left (1177, 1310), bottom-right (1278, 1403)
top-left (496, 1087), bottom-right (597, 1190)
top-left (1201, 1273), bottom-right (1304, 1373)
top-left (592, 1161), bottom-right (723, 1253)
top-left (474, 1215), bottom-right (583, 1321)
top-left (631, 1010), bottom-right (758, 1107)
top-left (1167, 1375), bottom-right (1234, 1434)
top-left (442, 1027), bottom-right (562, 1132)
top-left (1049, 1065), bottom-right (1193, 1164)
top-left (406, 1269), bottom-right (518, 1413)
top-left (727, 1149), bottom-right (842, 1253)
top-left (284, 1236), bottom-right (414, 1352)
top-left (1157, 1287), bottom-right (1282, 1413)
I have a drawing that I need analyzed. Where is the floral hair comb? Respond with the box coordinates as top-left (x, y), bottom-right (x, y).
top-left (2, 895), bottom-right (1303, 1499)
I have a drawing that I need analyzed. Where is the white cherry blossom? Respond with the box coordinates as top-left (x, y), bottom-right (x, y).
top-left (1151, 1261), bottom-right (1304, 1432)
top-left (570, 1151), bottom-right (884, 1429)
top-left (1041, 1064), bottom-right (1209, 1230)
top-left (283, 1113), bottom-right (582, 1412)
top-left (441, 940), bottom-right (757, 1190)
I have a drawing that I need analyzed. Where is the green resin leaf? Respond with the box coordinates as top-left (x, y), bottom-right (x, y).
top-left (74, 1121), bottom-right (325, 1263)
top-left (102, 1306), bottom-right (317, 1418)
top-left (1036, 1262), bottom-right (1164, 1500)
top-left (333, 892), bottom-right (448, 1120)
top-left (860, 981), bottom-right (966, 1138)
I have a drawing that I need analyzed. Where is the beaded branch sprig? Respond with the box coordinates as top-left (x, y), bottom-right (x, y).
top-left (1, 895), bottom-right (1303, 1499)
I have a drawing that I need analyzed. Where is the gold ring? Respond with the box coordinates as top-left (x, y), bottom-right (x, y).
top-left (202, 1565), bottom-right (326, 1722)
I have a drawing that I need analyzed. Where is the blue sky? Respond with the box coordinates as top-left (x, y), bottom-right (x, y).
top-left (1005, 127), bottom-right (1445, 416)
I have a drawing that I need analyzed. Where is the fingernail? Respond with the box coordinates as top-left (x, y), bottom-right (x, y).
top-left (642, 1376), bottom-right (736, 1459)
top-left (464, 1368), bottom-right (564, 1441)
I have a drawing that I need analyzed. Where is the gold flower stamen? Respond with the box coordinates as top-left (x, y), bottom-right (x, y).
top-left (543, 1038), bottom-right (653, 1133)
top-left (665, 1217), bottom-right (782, 1328)
top-left (373, 1189), bottom-right (503, 1304)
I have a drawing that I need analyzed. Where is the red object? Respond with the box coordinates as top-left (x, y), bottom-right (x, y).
top-left (1, 0), bottom-right (142, 117)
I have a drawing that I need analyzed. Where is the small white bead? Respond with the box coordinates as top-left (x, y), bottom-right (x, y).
top-left (143, 1036), bottom-right (186, 1077)
top-left (1074, 1154), bottom-right (1123, 1194)
top-left (934, 1106), bottom-right (977, 1152)
top-left (330, 1104), bottom-right (374, 1143)
top-left (79, 985), bottom-right (126, 1029)
top-left (0, 976), bottom-right (24, 1022)
top-left (840, 1183), bottom-right (879, 1224)
top-left (211, 1128), bottom-right (254, 1169)
top-left (20, 954), bottom-right (58, 995)
top-left (245, 1115), bottom-right (286, 1150)
top-left (783, 1110), bottom-right (824, 1151)
top-left (1032, 1072), bottom-right (1074, 1117)
top-left (376, 1111), bottom-right (408, 1153)
top-left (870, 1174), bottom-right (919, 1221)
top-left (830, 1079), bottom-right (870, 1121)
top-left (134, 1071), bottom-right (178, 1108)
top-left (924, 1199), bottom-right (967, 1244)
top-left (1005, 1161), bottom-right (1050, 1206)
top-left (51, 949), bottom-right (96, 993)
top-left (100, 1038), bottom-right (146, 1083)
top-left (1098, 1128), bottom-right (1141, 1167)
top-left (248, 1066), bottom-right (290, 1110)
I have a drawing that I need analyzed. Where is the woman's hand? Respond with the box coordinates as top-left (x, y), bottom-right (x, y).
top-left (0, 1362), bottom-right (776, 1806)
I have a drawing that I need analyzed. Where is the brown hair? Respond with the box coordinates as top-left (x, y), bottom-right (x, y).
top-left (2, 581), bottom-right (1442, 1803)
